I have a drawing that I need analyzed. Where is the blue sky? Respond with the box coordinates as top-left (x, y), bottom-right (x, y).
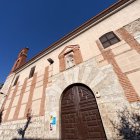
top-left (0, 0), bottom-right (117, 83)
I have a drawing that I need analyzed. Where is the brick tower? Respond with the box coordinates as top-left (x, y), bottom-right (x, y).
top-left (10, 48), bottom-right (29, 73)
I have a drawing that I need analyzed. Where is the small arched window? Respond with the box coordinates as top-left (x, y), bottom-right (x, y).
top-left (99, 31), bottom-right (120, 48)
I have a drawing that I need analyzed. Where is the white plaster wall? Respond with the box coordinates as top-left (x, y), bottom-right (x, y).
top-left (0, 73), bottom-right (15, 95)
top-left (0, 73), bottom-right (15, 109)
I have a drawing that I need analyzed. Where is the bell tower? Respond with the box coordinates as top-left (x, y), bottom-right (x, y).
top-left (10, 48), bottom-right (29, 73)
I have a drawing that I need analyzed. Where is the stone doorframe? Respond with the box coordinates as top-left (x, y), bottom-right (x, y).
top-left (44, 58), bottom-right (129, 140)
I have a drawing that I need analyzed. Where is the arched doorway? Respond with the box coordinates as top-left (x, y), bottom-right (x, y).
top-left (61, 84), bottom-right (107, 140)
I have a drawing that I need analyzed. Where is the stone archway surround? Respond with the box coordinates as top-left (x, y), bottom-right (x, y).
top-left (44, 58), bottom-right (129, 140)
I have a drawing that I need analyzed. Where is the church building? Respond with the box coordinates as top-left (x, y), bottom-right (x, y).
top-left (0, 0), bottom-right (140, 139)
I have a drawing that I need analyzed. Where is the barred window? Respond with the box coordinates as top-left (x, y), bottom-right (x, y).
top-left (99, 31), bottom-right (120, 48)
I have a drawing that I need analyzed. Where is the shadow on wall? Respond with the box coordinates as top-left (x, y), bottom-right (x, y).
top-left (111, 106), bottom-right (140, 140)
top-left (17, 109), bottom-right (32, 139)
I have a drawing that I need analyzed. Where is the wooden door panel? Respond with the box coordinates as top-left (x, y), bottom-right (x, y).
top-left (61, 85), bottom-right (106, 140)
top-left (62, 113), bottom-right (79, 140)
top-left (61, 87), bottom-right (79, 140)
top-left (78, 86), bottom-right (106, 140)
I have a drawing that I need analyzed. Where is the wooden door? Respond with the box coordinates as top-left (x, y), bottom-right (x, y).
top-left (61, 85), bottom-right (107, 140)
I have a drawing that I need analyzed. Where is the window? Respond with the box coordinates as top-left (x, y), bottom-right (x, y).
top-left (99, 31), bottom-right (120, 48)
top-left (29, 66), bottom-right (35, 78)
top-left (13, 76), bottom-right (19, 86)
top-left (65, 51), bottom-right (75, 69)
